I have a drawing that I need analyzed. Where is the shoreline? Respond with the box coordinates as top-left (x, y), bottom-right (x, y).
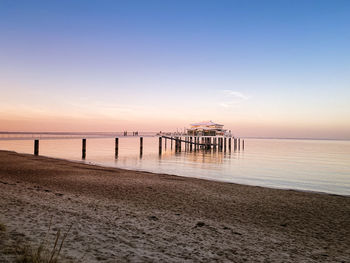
top-left (83, 160), bottom-right (350, 198)
top-left (1, 150), bottom-right (349, 262)
top-left (3, 149), bottom-right (349, 197)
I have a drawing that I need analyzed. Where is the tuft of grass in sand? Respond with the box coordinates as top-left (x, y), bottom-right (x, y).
top-left (0, 219), bottom-right (73, 263)
top-left (16, 219), bottom-right (73, 263)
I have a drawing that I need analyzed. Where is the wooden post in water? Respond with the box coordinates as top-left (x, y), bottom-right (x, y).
top-left (159, 137), bottom-right (162, 155)
top-left (224, 137), bottom-right (227, 152)
top-left (179, 137), bottom-right (182, 152)
top-left (234, 138), bottom-right (237, 151)
top-left (140, 137), bottom-right (143, 156)
top-left (243, 139), bottom-right (245, 150)
top-left (228, 137), bottom-right (232, 152)
top-left (34, 140), bottom-right (39, 155)
top-left (165, 137), bottom-right (167, 150)
top-left (82, 139), bottom-right (86, 159)
top-left (171, 137), bottom-right (173, 150)
top-left (190, 137), bottom-right (193, 151)
top-left (238, 138), bottom-right (241, 150)
top-left (115, 138), bottom-right (119, 158)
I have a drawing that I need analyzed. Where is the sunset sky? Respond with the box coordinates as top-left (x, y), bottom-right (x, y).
top-left (1, 0), bottom-right (349, 139)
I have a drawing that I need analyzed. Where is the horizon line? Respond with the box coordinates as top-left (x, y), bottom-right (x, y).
top-left (0, 131), bottom-right (349, 141)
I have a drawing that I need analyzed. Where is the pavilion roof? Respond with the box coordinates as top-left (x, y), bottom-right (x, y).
top-left (190, 120), bottom-right (223, 127)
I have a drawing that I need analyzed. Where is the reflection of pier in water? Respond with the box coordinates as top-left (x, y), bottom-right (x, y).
top-left (0, 132), bottom-right (244, 159)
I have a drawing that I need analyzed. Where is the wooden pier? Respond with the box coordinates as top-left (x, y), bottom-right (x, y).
top-left (0, 132), bottom-right (244, 159)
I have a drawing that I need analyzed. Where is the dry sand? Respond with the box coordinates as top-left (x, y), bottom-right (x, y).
top-left (0, 150), bottom-right (349, 262)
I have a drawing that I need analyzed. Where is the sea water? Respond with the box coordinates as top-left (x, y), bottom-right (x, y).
top-left (0, 137), bottom-right (349, 195)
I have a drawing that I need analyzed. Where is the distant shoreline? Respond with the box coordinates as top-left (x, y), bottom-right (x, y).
top-left (0, 131), bottom-right (349, 141)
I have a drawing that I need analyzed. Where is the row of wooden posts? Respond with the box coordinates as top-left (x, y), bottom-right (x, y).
top-left (33, 136), bottom-right (244, 158)
top-left (160, 136), bottom-right (244, 153)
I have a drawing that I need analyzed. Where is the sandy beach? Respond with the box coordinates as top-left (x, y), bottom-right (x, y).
top-left (0, 150), bottom-right (349, 262)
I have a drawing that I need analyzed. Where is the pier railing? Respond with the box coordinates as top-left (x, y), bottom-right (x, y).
top-left (0, 131), bottom-right (157, 140)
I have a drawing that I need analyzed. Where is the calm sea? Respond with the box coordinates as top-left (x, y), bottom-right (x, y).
top-left (0, 137), bottom-right (349, 196)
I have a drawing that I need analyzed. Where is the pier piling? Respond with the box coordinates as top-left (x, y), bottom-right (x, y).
top-left (159, 137), bottom-right (162, 155)
top-left (115, 138), bottom-right (119, 158)
top-left (229, 137), bottom-right (232, 151)
top-left (224, 137), bottom-right (227, 152)
top-left (34, 139), bottom-right (39, 155)
top-left (82, 138), bottom-right (86, 159)
top-left (140, 137), bottom-right (143, 156)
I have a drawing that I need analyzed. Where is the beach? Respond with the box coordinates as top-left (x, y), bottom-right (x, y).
top-left (0, 150), bottom-right (349, 262)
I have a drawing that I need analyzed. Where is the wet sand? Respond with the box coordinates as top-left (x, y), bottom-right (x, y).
top-left (0, 150), bottom-right (349, 262)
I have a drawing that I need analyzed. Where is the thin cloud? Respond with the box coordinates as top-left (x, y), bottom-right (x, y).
top-left (222, 90), bottom-right (249, 100)
top-left (219, 90), bottom-right (250, 108)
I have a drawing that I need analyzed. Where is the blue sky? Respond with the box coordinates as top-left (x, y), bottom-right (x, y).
top-left (0, 0), bottom-right (349, 138)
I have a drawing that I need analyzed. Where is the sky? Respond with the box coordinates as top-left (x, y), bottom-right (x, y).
top-left (0, 0), bottom-right (349, 139)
